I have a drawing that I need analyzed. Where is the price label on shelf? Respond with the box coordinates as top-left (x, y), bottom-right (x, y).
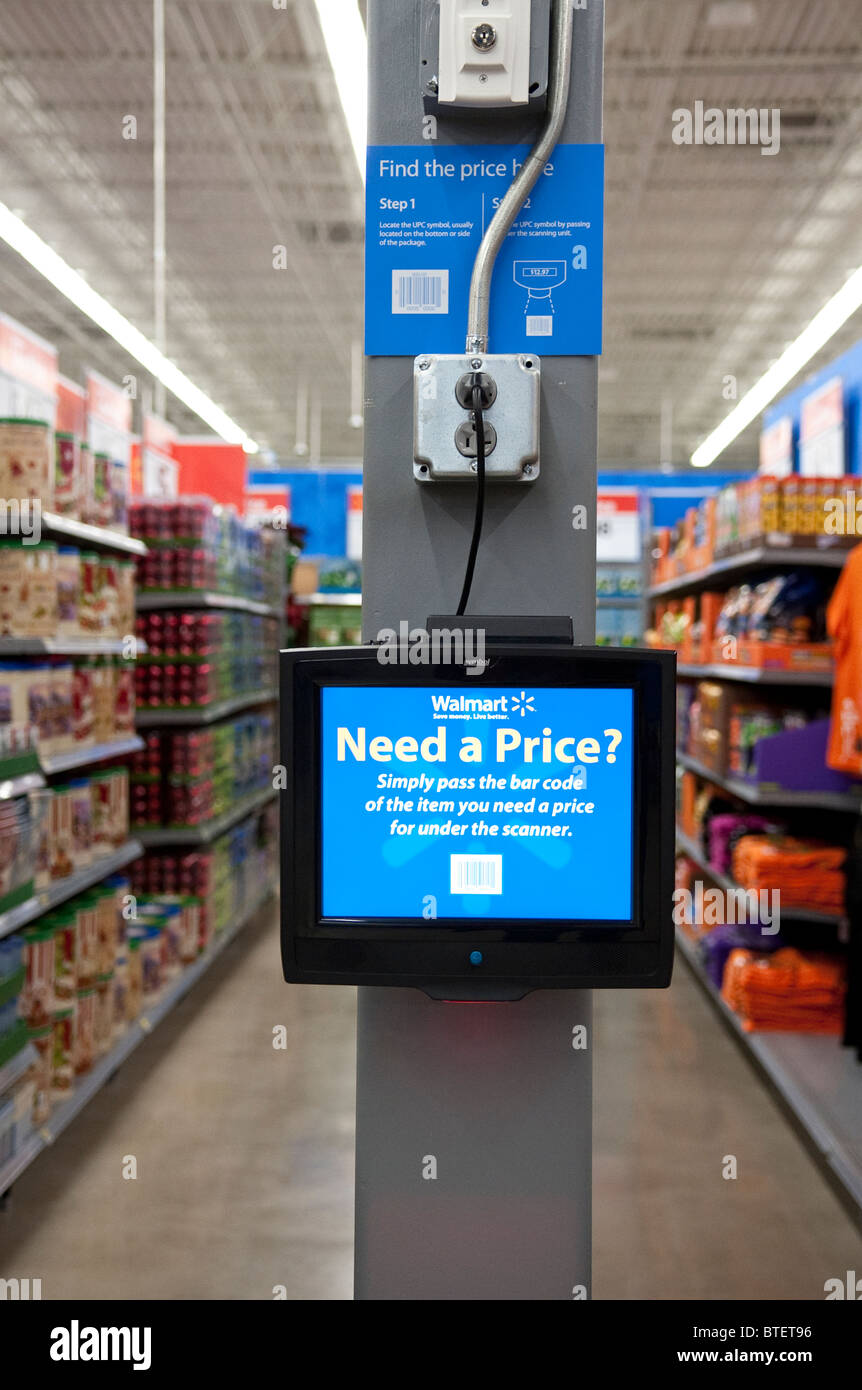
top-left (596, 493), bottom-right (641, 562)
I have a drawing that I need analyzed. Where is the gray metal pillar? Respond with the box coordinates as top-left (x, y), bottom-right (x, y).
top-left (357, 0), bottom-right (604, 1300)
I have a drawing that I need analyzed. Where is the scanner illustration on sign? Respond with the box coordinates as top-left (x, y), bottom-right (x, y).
top-left (513, 259), bottom-right (567, 337)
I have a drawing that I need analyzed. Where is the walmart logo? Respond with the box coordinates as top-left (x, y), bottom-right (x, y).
top-left (510, 691), bottom-right (535, 718)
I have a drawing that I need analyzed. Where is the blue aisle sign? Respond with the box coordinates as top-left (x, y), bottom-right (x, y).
top-left (365, 143), bottom-right (604, 356)
top-left (320, 684), bottom-right (632, 921)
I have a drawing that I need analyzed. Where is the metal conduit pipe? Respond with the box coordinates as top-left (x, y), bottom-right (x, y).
top-left (465, 0), bottom-right (577, 354)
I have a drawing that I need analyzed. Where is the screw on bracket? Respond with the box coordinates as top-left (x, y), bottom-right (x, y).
top-left (471, 22), bottom-right (497, 50)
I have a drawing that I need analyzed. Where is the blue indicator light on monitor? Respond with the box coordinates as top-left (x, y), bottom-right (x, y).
top-left (469, 951), bottom-right (483, 966)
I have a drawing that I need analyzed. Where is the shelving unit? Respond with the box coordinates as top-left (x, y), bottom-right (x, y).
top-left (649, 541), bottom-right (852, 599)
top-left (676, 928), bottom-right (862, 1216)
top-left (0, 883), bottom-right (275, 1199)
top-left (0, 839), bottom-right (144, 942)
top-left (676, 826), bottom-right (845, 927)
top-left (135, 690), bottom-right (277, 729)
top-left (676, 662), bottom-right (833, 687)
top-left (662, 530), bottom-right (862, 1217)
top-left (137, 591), bottom-right (279, 618)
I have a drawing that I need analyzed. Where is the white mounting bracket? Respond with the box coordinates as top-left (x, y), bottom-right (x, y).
top-left (437, 0), bottom-right (533, 107)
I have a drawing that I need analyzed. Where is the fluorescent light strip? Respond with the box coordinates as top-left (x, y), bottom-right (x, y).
top-left (0, 202), bottom-right (259, 453)
top-left (315, 0), bottom-right (368, 183)
top-left (691, 264), bottom-right (862, 468)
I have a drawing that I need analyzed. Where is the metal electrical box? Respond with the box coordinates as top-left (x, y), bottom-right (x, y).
top-left (413, 352), bottom-right (541, 482)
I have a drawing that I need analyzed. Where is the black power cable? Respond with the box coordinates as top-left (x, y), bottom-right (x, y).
top-left (455, 379), bottom-right (487, 616)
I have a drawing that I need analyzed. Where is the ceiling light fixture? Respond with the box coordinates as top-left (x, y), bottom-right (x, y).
top-left (691, 263), bottom-right (862, 467)
top-left (0, 202), bottom-right (259, 453)
top-left (314, 0), bottom-right (368, 183)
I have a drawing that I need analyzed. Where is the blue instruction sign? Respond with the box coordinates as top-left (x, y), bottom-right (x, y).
top-left (365, 143), bottom-right (604, 356)
top-left (320, 684), bottom-right (633, 922)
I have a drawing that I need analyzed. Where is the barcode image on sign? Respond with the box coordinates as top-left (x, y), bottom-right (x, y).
top-left (450, 854), bottom-right (503, 896)
top-left (392, 269), bottom-right (449, 315)
top-left (526, 315), bottom-right (553, 336)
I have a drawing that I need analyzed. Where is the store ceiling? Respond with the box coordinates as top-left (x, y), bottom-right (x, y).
top-left (0, 0), bottom-right (862, 469)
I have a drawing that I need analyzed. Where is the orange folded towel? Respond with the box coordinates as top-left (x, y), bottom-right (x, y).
top-left (722, 947), bottom-right (846, 1034)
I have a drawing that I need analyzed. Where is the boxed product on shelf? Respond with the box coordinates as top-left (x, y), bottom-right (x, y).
top-left (130, 712), bottom-right (275, 830)
top-left (0, 794), bottom-right (34, 913)
top-left (130, 497), bottom-right (216, 548)
top-left (53, 432), bottom-right (80, 517)
top-left (291, 558), bottom-right (319, 597)
top-left (26, 769), bottom-right (130, 884)
top-left (687, 681), bottom-right (732, 775)
top-left (651, 478), bottom-right (862, 588)
top-left (0, 419), bottom-right (54, 508)
top-left (130, 802), bottom-right (278, 947)
top-left (0, 540), bottom-right (58, 637)
top-left (0, 659), bottom-right (135, 760)
top-left (596, 605), bottom-right (642, 649)
top-left (0, 541), bottom-right (135, 643)
top-left (15, 872), bottom-right (141, 1120)
top-left (129, 497), bottom-right (284, 605)
top-left (596, 560), bottom-right (644, 603)
top-left (135, 611), bottom-right (278, 709)
top-left (655, 572), bottom-right (836, 670)
top-left (316, 556), bottom-right (361, 596)
top-left (307, 603), bottom-right (362, 648)
top-left (712, 572), bottom-right (834, 671)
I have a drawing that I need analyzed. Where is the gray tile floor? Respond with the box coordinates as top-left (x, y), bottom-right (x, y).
top-left (1, 901), bottom-right (859, 1299)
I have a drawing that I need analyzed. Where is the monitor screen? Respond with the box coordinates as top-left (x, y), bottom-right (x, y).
top-left (320, 684), bottom-right (635, 922)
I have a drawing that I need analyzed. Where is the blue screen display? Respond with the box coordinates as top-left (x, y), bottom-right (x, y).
top-left (320, 685), bottom-right (634, 922)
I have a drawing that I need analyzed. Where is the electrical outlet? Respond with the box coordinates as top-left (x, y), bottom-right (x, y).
top-left (414, 353), bottom-right (541, 482)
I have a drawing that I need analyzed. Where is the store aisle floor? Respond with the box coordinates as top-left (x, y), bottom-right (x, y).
top-left (0, 901), bottom-right (356, 1301)
top-left (1, 906), bottom-right (860, 1300)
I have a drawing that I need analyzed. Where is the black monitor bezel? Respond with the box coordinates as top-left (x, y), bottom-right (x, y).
top-left (280, 644), bottom-right (676, 993)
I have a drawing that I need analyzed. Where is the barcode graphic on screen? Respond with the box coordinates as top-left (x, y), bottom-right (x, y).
top-left (526, 315), bottom-right (553, 336)
top-left (450, 854), bottom-right (503, 895)
top-left (392, 270), bottom-right (449, 314)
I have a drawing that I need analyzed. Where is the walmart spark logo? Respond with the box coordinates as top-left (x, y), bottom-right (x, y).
top-left (510, 691), bottom-right (535, 718)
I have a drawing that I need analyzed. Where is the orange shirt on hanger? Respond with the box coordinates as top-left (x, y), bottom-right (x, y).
top-left (827, 542), bottom-right (862, 776)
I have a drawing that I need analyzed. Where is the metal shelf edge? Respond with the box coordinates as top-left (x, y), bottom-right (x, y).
top-left (648, 544), bottom-right (851, 598)
top-left (0, 841), bottom-right (144, 942)
top-left (136, 591), bottom-right (279, 617)
top-left (134, 788), bottom-right (277, 847)
top-left (40, 737), bottom-right (145, 776)
top-left (677, 752), bottom-right (862, 813)
top-left (677, 663), bottom-right (834, 687)
top-left (134, 690), bottom-right (278, 727)
top-left (42, 513), bottom-right (147, 556)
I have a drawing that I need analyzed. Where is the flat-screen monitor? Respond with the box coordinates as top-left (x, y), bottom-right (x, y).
top-left (280, 644), bottom-right (675, 997)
